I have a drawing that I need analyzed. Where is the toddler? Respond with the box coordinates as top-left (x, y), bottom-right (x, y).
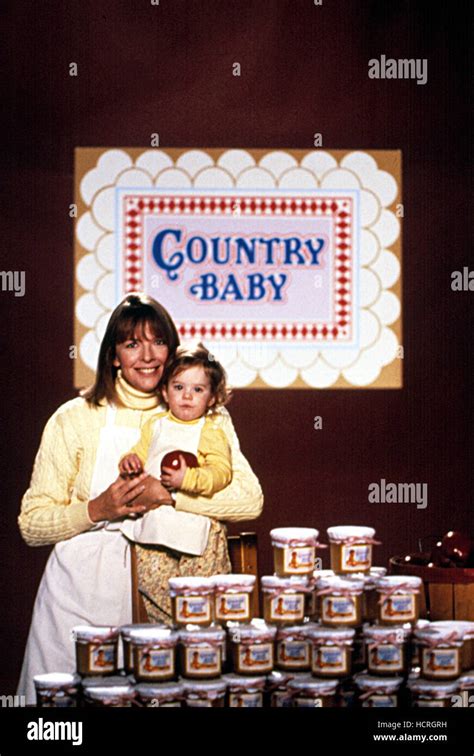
top-left (120, 343), bottom-right (232, 497)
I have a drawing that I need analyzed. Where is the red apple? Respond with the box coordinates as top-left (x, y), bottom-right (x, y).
top-left (161, 450), bottom-right (199, 472)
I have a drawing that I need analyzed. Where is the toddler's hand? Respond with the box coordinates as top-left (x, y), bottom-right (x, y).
top-left (161, 455), bottom-right (188, 490)
top-left (119, 454), bottom-right (143, 476)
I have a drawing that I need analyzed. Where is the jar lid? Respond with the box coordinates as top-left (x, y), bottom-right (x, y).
top-left (33, 673), bottom-right (81, 690)
top-left (72, 625), bottom-right (118, 641)
top-left (430, 620), bottom-right (474, 638)
top-left (270, 527), bottom-right (319, 547)
top-left (168, 576), bottom-right (215, 594)
top-left (261, 575), bottom-right (312, 592)
top-left (223, 674), bottom-right (267, 691)
top-left (363, 625), bottom-right (410, 641)
top-left (287, 677), bottom-right (339, 694)
top-left (314, 569), bottom-right (335, 579)
top-left (229, 619), bottom-right (277, 642)
top-left (276, 623), bottom-right (314, 641)
top-left (181, 678), bottom-right (227, 694)
top-left (415, 624), bottom-right (465, 645)
top-left (212, 574), bottom-right (256, 590)
top-left (127, 625), bottom-right (178, 645)
top-left (407, 679), bottom-right (459, 696)
top-left (370, 567), bottom-right (387, 577)
top-left (458, 673), bottom-right (474, 689)
top-left (135, 682), bottom-right (183, 699)
top-left (81, 675), bottom-right (132, 688)
top-left (120, 623), bottom-right (154, 640)
top-left (376, 575), bottom-right (422, 591)
top-left (303, 625), bottom-right (356, 642)
top-left (83, 684), bottom-right (135, 700)
top-left (327, 525), bottom-right (375, 543)
top-left (179, 625), bottom-right (226, 643)
top-left (317, 576), bottom-right (364, 593)
top-left (354, 673), bottom-right (404, 692)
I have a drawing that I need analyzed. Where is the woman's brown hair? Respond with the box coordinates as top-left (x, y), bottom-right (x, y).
top-left (81, 293), bottom-right (180, 406)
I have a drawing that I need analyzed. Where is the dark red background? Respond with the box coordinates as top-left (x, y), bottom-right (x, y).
top-left (1, 0), bottom-right (472, 694)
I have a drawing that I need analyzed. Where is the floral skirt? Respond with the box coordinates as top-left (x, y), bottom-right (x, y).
top-left (135, 519), bottom-right (231, 623)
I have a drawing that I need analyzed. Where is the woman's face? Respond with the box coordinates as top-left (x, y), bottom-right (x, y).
top-left (113, 321), bottom-right (170, 393)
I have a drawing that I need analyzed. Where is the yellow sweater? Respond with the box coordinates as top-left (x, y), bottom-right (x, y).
top-left (18, 373), bottom-right (263, 547)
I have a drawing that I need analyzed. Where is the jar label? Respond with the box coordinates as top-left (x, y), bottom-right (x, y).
top-left (422, 648), bottom-right (459, 677)
top-left (88, 643), bottom-right (115, 673)
top-left (185, 647), bottom-right (220, 676)
top-left (312, 645), bottom-right (347, 674)
top-left (368, 643), bottom-right (403, 672)
top-left (322, 596), bottom-right (356, 623)
top-left (238, 643), bottom-right (273, 671)
top-left (277, 640), bottom-right (310, 667)
top-left (380, 593), bottom-right (415, 621)
top-left (341, 544), bottom-right (372, 571)
top-left (270, 594), bottom-right (305, 621)
top-left (362, 694), bottom-right (397, 708)
top-left (283, 546), bottom-right (315, 573)
top-left (176, 596), bottom-right (211, 624)
top-left (137, 647), bottom-right (174, 679)
top-left (229, 692), bottom-right (263, 707)
top-left (414, 700), bottom-right (446, 707)
top-left (215, 593), bottom-right (249, 621)
top-left (271, 691), bottom-right (293, 707)
top-left (295, 697), bottom-right (323, 707)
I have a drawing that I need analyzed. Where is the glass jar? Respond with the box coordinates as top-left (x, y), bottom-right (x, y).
top-left (229, 619), bottom-right (277, 675)
top-left (120, 623), bottom-right (152, 675)
top-left (304, 625), bottom-right (355, 678)
top-left (168, 576), bottom-right (214, 627)
top-left (287, 677), bottom-right (339, 707)
top-left (178, 625), bottom-right (225, 679)
top-left (375, 576), bottom-right (422, 626)
top-left (275, 625), bottom-right (312, 671)
top-left (128, 626), bottom-right (178, 682)
top-left (458, 673), bottom-right (474, 707)
top-left (317, 576), bottom-right (364, 627)
top-left (33, 673), bottom-right (81, 707)
top-left (347, 568), bottom-right (387, 622)
top-left (327, 526), bottom-right (379, 575)
top-left (82, 683), bottom-right (135, 707)
top-left (408, 679), bottom-right (459, 708)
top-left (428, 621), bottom-right (474, 671)
top-left (270, 528), bottom-right (319, 577)
top-left (363, 625), bottom-right (410, 676)
top-left (224, 674), bottom-right (266, 707)
top-left (134, 682), bottom-right (183, 707)
top-left (72, 625), bottom-right (119, 676)
top-left (415, 623), bottom-right (465, 681)
top-left (354, 673), bottom-right (404, 707)
top-left (182, 678), bottom-right (227, 708)
top-left (262, 576), bottom-right (312, 625)
top-left (213, 574), bottom-right (256, 623)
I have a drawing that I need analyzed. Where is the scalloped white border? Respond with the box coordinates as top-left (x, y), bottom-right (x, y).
top-left (75, 149), bottom-right (401, 388)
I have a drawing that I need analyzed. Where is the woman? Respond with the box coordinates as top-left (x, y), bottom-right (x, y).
top-left (17, 293), bottom-right (263, 703)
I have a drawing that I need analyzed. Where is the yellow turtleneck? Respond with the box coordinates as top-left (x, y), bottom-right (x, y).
top-left (114, 370), bottom-right (161, 412)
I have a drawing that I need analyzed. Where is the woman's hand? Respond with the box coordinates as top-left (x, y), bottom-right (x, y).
top-left (132, 474), bottom-right (175, 509)
top-left (88, 473), bottom-right (151, 522)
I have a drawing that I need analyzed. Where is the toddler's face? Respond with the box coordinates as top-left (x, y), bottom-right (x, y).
top-left (162, 365), bottom-right (215, 421)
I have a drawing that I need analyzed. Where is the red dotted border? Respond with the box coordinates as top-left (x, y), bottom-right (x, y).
top-left (122, 194), bottom-right (354, 342)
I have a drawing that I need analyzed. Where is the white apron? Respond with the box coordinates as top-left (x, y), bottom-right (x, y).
top-left (17, 407), bottom-right (140, 705)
